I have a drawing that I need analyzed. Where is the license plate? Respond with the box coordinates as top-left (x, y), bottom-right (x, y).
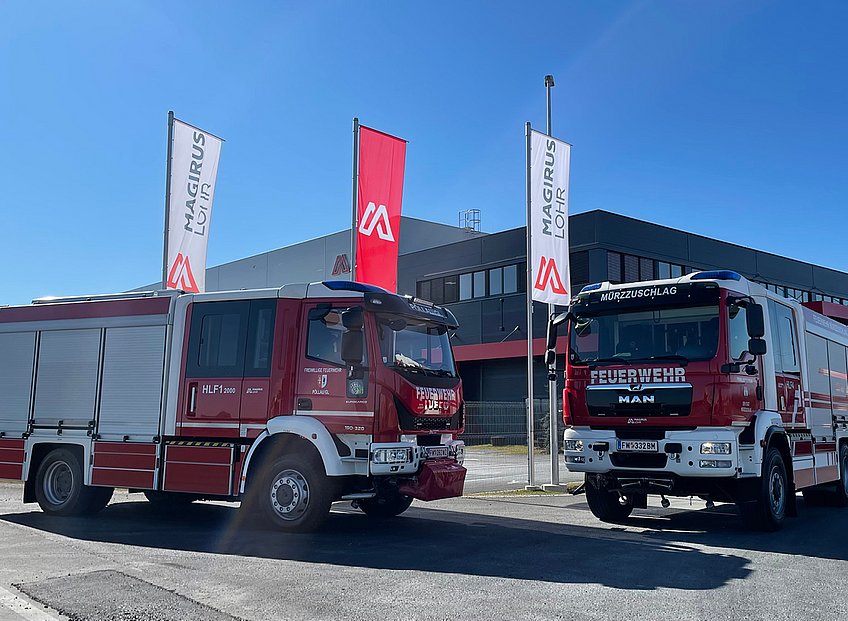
top-left (425, 446), bottom-right (449, 459)
top-left (617, 440), bottom-right (659, 452)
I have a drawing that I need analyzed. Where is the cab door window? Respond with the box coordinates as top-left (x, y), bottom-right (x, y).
top-left (186, 301), bottom-right (249, 378)
top-left (307, 309), bottom-right (367, 367)
top-left (727, 303), bottom-right (749, 361)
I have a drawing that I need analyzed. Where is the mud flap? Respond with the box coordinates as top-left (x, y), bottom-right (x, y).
top-left (398, 459), bottom-right (466, 501)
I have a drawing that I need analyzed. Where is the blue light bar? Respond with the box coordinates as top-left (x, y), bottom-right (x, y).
top-left (690, 270), bottom-right (742, 281)
top-left (580, 283), bottom-right (603, 292)
top-left (322, 280), bottom-right (388, 293)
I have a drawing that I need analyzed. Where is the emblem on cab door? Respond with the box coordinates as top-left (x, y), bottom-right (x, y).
top-left (319, 374), bottom-right (328, 389)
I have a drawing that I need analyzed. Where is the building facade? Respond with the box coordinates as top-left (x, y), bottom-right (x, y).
top-left (400, 210), bottom-right (848, 402)
top-left (149, 209), bottom-right (848, 404)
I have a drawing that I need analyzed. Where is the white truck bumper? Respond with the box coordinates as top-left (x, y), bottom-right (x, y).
top-left (563, 426), bottom-right (740, 478)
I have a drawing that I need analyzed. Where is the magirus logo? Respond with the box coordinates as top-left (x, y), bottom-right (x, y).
top-left (167, 253), bottom-right (199, 292)
top-left (534, 256), bottom-right (568, 295)
top-left (358, 202), bottom-right (395, 241)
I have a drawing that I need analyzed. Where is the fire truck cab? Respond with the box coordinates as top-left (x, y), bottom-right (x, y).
top-left (0, 281), bottom-right (466, 532)
top-left (547, 270), bottom-right (848, 530)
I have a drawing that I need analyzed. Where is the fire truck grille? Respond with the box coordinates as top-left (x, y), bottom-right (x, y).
top-left (394, 398), bottom-right (463, 432)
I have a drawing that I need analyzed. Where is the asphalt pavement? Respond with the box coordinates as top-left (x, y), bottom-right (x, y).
top-left (2, 481), bottom-right (848, 620)
top-left (462, 447), bottom-right (583, 493)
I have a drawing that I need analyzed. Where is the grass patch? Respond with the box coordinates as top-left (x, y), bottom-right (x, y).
top-left (468, 481), bottom-right (582, 497)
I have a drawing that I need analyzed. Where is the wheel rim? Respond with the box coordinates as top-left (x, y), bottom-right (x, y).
top-left (43, 461), bottom-right (74, 506)
top-left (269, 469), bottom-right (309, 521)
top-left (769, 466), bottom-right (786, 517)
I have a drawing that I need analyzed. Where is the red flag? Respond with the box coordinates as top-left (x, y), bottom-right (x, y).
top-left (356, 126), bottom-right (406, 292)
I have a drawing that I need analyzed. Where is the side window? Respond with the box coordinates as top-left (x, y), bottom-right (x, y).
top-left (186, 301), bottom-right (249, 378)
top-left (768, 300), bottom-right (800, 374)
top-left (306, 310), bottom-right (345, 366)
top-left (245, 300), bottom-right (276, 377)
top-left (728, 303), bottom-right (748, 361)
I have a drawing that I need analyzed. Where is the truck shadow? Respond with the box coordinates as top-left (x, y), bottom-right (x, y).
top-left (0, 498), bottom-right (751, 591)
top-left (588, 496), bottom-right (848, 562)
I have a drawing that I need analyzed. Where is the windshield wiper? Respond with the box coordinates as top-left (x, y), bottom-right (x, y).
top-left (427, 369), bottom-right (456, 378)
top-left (644, 354), bottom-right (689, 366)
top-left (587, 356), bottom-right (633, 367)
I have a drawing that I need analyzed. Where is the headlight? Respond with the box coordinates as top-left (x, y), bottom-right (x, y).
top-left (372, 447), bottom-right (413, 464)
top-left (700, 442), bottom-right (732, 455)
top-left (564, 439), bottom-right (584, 452)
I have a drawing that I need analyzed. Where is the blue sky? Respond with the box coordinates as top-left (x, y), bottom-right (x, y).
top-left (1, 1), bottom-right (845, 305)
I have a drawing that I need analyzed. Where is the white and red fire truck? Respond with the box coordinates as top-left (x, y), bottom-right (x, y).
top-left (0, 281), bottom-right (466, 532)
top-left (547, 270), bottom-right (848, 530)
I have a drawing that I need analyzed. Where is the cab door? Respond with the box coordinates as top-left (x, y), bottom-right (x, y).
top-left (768, 300), bottom-right (804, 427)
top-left (181, 300), bottom-right (249, 437)
top-left (294, 303), bottom-right (374, 435)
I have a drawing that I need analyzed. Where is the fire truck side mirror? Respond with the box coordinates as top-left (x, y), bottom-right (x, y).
top-left (748, 338), bottom-right (767, 357)
top-left (341, 308), bottom-right (364, 331)
top-left (341, 331), bottom-right (364, 367)
top-left (546, 312), bottom-right (571, 351)
top-left (745, 303), bottom-right (765, 338)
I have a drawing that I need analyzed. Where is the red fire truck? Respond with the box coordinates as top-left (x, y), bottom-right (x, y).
top-left (547, 270), bottom-right (848, 530)
top-left (0, 281), bottom-right (466, 532)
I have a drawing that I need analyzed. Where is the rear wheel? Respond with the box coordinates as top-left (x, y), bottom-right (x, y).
top-left (584, 475), bottom-right (633, 523)
top-left (35, 448), bottom-right (106, 517)
top-left (834, 443), bottom-right (848, 507)
top-left (246, 454), bottom-right (333, 532)
top-left (358, 492), bottom-right (414, 518)
top-left (739, 446), bottom-right (787, 531)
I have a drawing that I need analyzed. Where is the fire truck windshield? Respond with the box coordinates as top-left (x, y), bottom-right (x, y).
top-left (570, 304), bottom-right (719, 365)
top-left (377, 316), bottom-right (457, 377)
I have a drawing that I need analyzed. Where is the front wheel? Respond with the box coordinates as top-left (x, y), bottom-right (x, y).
top-left (358, 492), bottom-right (414, 518)
top-left (738, 446), bottom-right (788, 531)
top-left (584, 475), bottom-right (633, 523)
top-left (247, 454), bottom-right (333, 532)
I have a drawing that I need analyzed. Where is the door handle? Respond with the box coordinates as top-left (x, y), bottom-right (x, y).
top-left (188, 384), bottom-right (198, 417)
top-left (297, 398), bottom-right (312, 411)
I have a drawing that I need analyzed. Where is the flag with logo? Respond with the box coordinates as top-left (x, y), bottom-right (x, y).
top-left (355, 125), bottom-right (406, 292)
top-left (529, 129), bottom-right (571, 305)
top-left (165, 117), bottom-right (223, 293)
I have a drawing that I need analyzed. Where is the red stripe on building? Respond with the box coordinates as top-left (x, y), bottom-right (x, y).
top-left (454, 336), bottom-right (567, 362)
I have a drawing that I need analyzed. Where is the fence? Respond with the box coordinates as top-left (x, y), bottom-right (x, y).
top-left (458, 400), bottom-right (568, 493)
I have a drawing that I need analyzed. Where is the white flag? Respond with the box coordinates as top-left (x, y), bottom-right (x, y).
top-left (165, 118), bottom-right (223, 293)
top-left (529, 129), bottom-right (571, 305)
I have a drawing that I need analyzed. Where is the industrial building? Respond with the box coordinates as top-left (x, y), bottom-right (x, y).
top-left (154, 210), bottom-right (848, 403)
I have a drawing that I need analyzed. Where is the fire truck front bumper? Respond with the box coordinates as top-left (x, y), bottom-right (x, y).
top-left (369, 441), bottom-right (467, 500)
top-left (563, 427), bottom-right (740, 478)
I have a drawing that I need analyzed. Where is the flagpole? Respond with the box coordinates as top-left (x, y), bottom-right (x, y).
top-left (350, 117), bottom-right (360, 282)
top-left (544, 74), bottom-right (561, 489)
top-left (162, 110), bottom-right (175, 290)
top-left (525, 121), bottom-right (538, 490)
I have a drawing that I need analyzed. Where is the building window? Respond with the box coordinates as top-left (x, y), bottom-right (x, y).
top-left (639, 257), bottom-right (654, 281)
top-left (623, 254), bottom-right (639, 282)
top-left (607, 251), bottom-right (622, 283)
top-left (489, 267), bottom-right (503, 296)
top-left (657, 261), bottom-right (671, 279)
top-left (417, 280), bottom-right (431, 301)
top-left (459, 273), bottom-right (472, 300)
top-left (430, 278), bottom-right (444, 304)
top-left (444, 275), bottom-right (459, 304)
top-left (503, 264), bottom-right (518, 293)
top-left (571, 251), bottom-right (589, 287)
top-left (473, 271), bottom-right (487, 298)
top-left (670, 264), bottom-right (683, 278)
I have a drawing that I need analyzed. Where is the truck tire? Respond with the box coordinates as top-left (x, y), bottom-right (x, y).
top-left (739, 446), bottom-right (788, 531)
top-left (834, 443), bottom-right (848, 507)
top-left (35, 448), bottom-right (104, 517)
top-left (585, 476), bottom-right (633, 523)
top-left (358, 492), bottom-right (414, 518)
top-left (251, 454), bottom-right (333, 533)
